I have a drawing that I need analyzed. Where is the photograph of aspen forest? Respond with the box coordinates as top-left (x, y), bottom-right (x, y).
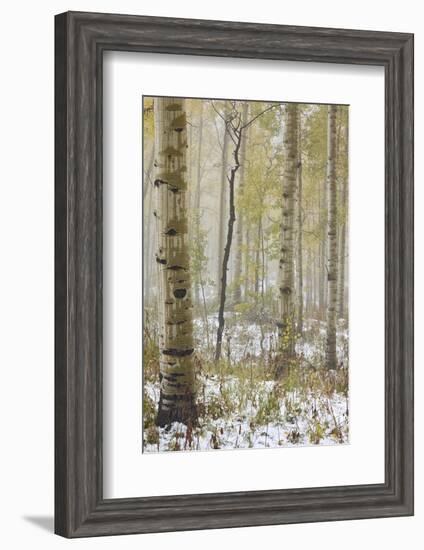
top-left (143, 96), bottom-right (349, 453)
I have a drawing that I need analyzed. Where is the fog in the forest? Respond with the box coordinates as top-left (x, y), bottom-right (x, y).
top-left (143, 96), bottom-right (349, 453)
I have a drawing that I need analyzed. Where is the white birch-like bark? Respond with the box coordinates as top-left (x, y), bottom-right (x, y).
top-left (278, 104), bottom-right (298, 363)
top-left (194, 103), bottom-right (204, 306)
top-left (338, 118), bottom-right (348, 319)
top-left (325, 105), bottom-right (338, 370)
top-left (233, 102), bottom-right (249, 303)
top-left (154, 97), bottom-right (197, 426)
top-left (319, 179), bottom-right (327, 316)
top-left (144, 179), bottom-right (154, 306)
top-left (296, 111), bottom-right (304, 333)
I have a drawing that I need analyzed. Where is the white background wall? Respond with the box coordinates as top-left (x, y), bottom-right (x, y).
top-left (0, 1), bottom-right (420, 548)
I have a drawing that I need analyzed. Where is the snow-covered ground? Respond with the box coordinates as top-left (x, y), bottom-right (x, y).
top-left (143, 375), bottom-right (348, 453)
top-left (193, 314), bottom-right (348, 366)
top-left (144, 315), bottom-right (349, 453)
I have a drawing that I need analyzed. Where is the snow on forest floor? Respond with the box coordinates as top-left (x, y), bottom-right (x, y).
top-left (193, 315), bottom-right (348, 365)
top-left (143, 316), bottom-right (349, 453)
top-left (143, 376), bottom-right (348, 453)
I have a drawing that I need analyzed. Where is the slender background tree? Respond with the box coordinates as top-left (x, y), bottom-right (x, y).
top-left (325, 104), bottom-right (338, 370)
top-left (277, 104), bottom-right (298, 368)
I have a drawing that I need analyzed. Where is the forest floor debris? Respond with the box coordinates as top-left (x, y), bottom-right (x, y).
top-left (143, 317), bottom-right (349, 452)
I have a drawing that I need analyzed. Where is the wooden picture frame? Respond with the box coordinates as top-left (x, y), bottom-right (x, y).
top-left (55, 11), bottom-right (414, 538)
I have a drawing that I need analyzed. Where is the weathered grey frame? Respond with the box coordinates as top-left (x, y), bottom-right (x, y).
top-left (55, 11), bottom-right (414, 538)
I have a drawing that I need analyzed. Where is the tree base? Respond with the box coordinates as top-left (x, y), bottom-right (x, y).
top-left (275, 363), bottom-right (291, 379)
top-left (274, 350), bottom-right (297, 379)
top-left (155, 397), bottom-right (198, 428)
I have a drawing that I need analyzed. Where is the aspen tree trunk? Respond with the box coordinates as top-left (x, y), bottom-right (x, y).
top-left (233, 102), bottom-right (249, 303)
top-left (344, 242), bottom-right (349, 316)
top-left (337, 227), bottom-right (346, 318)
top-left (277, 104), bottom-right (298, 364)
top-left (307, 249), bottom-right (313, 315)
top-left (154, 97), bottom-right (197, 426)
top-left (144, 136), bottom-right (158, 307)
top-left (217, 119), bottom-right (229, 297)
top-left (143, 144), bottom-right (155, 305)
top-left (186, 108), bottom-right (194, 211)
top-left (194, 103), bottom-right (204, 306)
top-left (338, 121), bottom-right (348, 319)
top-left (143, 145), bottom-right (155, 198)
top-left (296, 111), bottom-right (304, 334)
top-left (314, 248), bottom-right (319, 314)
top-left (254, 221), bottom-right (261, 297)
top-left (144, 181), bottom-right (154, 306)
top-left (319, 180), bottom-right (327, 317)
top-left (244, 226), bottom-right (251, 299)
top-left (325, 105), bottom-right (338, 370)
top-left (311, 251), bottom-right (314, 314)
top-left (261, 229), bottom-right (266, 307)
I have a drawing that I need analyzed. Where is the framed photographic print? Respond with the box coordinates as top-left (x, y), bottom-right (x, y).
top-left (142, 95), bottom-right (350, 452)
top-left (55, 11), bottom-right (414, 537)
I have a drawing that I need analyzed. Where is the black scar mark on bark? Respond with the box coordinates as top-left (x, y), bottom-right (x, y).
top-left (279, 286), bottom-right (292, 295)
top-left (162, 348), bottom-right (194, 357)
top-left (160, 393), bottom-right (191, 402)
top-left (166, 319), bottom-right (187, 326)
